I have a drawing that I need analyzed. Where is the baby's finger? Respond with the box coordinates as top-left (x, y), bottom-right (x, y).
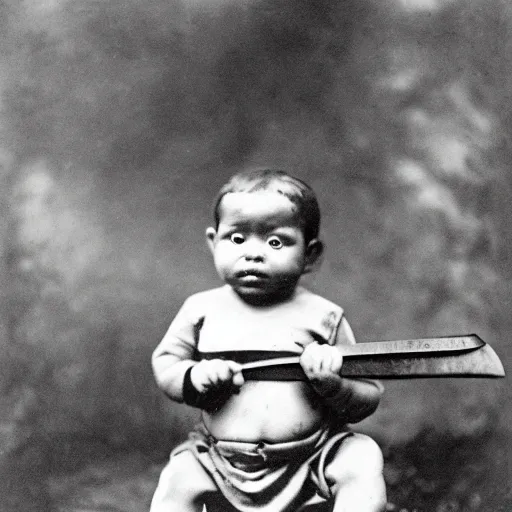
top-left (301, 345), bottom-right (322, 374)
top-left (207, 360), bottom-right (232, 385)
top-left (231, 371), bottom-right (245, 387)
top-left (315, 345), bottom-right (342, 374)
top-left (226, 361), bottom-right (245, 387)
top-left (329, 349), bottom-right (343, 374)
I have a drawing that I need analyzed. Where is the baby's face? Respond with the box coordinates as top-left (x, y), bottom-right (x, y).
top-left (207, 191), bottom-right (312, 304)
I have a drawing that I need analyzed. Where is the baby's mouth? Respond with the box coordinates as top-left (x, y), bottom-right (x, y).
top-left (235, 269), bottom-right (269, 280)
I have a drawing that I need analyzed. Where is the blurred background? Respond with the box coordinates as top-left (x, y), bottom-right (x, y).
top-left (1, 0), bottom-right (511, 510)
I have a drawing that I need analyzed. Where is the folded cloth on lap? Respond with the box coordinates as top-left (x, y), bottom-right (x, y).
top-left (171, 424), bottom-right (353, 512)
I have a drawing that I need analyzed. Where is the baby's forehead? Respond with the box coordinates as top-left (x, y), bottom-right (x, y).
top-left (217, 191), bottom-right (301, 227)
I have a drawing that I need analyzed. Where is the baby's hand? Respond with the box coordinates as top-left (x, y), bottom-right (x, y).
top-left (300, 343), bottom-right (344, 397)
top-left (190, 359), bottom-right (245, 394)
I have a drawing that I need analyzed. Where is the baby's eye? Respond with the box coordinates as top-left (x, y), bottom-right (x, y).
top-left (230, 233), bottom-right (245, 245)
top-left (268, 236), bottom-right (283, 249)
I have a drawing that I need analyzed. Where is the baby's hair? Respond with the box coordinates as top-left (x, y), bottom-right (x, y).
top-left (213, 169), bottom-right (321, 243)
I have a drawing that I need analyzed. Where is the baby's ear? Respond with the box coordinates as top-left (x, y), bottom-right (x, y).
top-left (205, 227), bottom-right (217, 255)
top-left (303, 239), bottom-right (324, 274)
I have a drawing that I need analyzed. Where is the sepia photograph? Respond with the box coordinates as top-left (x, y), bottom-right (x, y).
top-left (0, 0), bottom-right (510, 510)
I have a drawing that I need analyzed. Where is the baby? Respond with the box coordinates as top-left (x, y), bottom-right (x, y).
top-left (150, 169), bottom-right (386, 512)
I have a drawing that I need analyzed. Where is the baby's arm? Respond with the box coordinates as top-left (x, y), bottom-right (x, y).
top-left (300, 316), bottom-right (383, 424)
top-left (152, 296), bottom-right (243, 406)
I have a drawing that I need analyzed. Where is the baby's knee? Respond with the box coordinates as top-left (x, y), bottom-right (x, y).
top-left (151, 451), bottom-right (216, 510)
top-left (325, 433), bottom-right (384, 486)
top-left (324, 434), bottom-right (386, 511)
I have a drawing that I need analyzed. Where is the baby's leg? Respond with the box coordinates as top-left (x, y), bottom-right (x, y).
top-left (324, 433), bottom-right (386, 512)
top-left (150, 450), bottom-right (218, 512)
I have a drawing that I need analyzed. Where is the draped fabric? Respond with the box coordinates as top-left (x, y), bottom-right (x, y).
top-left (170, 424), bottom-right (353, 512)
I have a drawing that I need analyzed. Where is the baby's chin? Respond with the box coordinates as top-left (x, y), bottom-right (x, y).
top-left (231, 283), bottom-right (296, 306)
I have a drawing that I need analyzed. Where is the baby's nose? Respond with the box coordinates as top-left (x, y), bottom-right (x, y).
top-left (243, 240), bottom-right (265, 261)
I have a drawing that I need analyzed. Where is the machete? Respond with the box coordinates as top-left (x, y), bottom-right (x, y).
top-left (241, 334), bottom-right (505, 379)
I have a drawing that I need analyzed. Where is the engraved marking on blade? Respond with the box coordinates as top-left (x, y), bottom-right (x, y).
top-left (241, 335), bottom-right (485, 372)
top-left (341, 336), bottom-right (483, 357)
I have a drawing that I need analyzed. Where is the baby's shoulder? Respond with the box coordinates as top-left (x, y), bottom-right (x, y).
top-left (182, 286), bottom-right (231, 312)
top-left (293, 288), bottom-right (345, 335)
top-left (295, 286), bottom-right (344, 315)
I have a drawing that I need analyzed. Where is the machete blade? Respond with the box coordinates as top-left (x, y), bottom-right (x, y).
top-left (339, 341), bottom-right (505, 378)
top-left (241, 335), bottom-right (505, 379)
